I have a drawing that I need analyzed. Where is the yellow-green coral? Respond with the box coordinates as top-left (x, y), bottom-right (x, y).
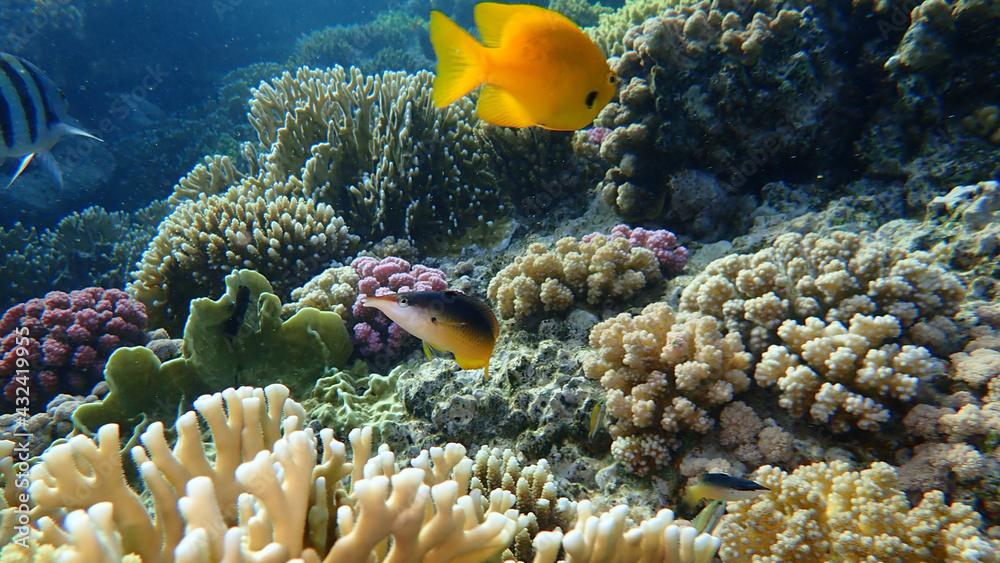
top-left (585, 0), bottom-right (677, 56)
top-left (718, 460), bottom-right (999, 562)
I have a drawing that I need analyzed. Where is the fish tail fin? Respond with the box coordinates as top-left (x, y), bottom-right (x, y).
top-left (37, 152), bottom-right (64, 189)
top-left (5, 154), bottom-right (36, 189)
top-left (430, 10), bottom-right (486, 107)
top-left (58, 122), bottom-right (104, 143)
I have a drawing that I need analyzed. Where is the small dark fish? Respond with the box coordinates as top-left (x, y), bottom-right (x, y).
top-left (683, 473), bottom-right (769, 508)
top-left (223, 285), bottom-right (251, 339)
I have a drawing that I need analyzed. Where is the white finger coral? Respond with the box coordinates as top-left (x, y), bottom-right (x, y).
top-left (584, 302), bottom-right (752, 474)
top-left (2, 384), bottom-right (720, 563)
top-left (718, 460), bottom-right (999, 562)
top-left (754, 314), bottom-right (942, 432)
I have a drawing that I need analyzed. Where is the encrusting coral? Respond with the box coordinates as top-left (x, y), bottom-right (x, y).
top-left (754, 313), bottom-right (943, 432)
top-left (678, 231), bottom-right (966, 356)
top-left (488, 225), bottom-right (687, 322)
top-left (717, 460), bottom-right (999, 562)
top-left (0, 383), bottom-right (722, 563)
top-left (583, 302), bottom-right (752, 475)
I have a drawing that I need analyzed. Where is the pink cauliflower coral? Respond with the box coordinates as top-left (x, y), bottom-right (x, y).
top-left (349, 256), bottom-right (448, 358)
top-left (584, 225), bottom-right (689, 274)
top-left (0, 288), bottom-right (147, 406)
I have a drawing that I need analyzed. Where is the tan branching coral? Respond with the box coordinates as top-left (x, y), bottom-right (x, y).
top-left (718, 461), bottom-right (999, 562)
top-left (488, 235), bottom-right (661, 321)
top-left (679, 231), bottom-right (966, 355)
top-left (283, 265), bottom-right (360, 318)
top-left (3, 384), bottom-right (721, 562)
top-left (167, 155), bottom-right (242, 206)
top-left (130, 189), bottom-right (358, 330)
top-left (583, 302), bottom-right (752, 474)
top-left (247, 66), bottom-right (502, 248)
top-left (754, 314), bottom-right (942, 432)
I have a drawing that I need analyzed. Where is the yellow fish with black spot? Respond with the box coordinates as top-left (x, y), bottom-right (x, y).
top-left (361, 290), bottom-right (500, 379)
top-left (429, 2), bottom-right (619, 131)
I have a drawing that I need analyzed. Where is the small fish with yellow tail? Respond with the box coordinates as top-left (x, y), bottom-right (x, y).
top-left (429, 3), bottom-right (619, 130)
top-left (361, 290), bottom-right (500, 379)
top-left (683, 473), bottom-right (769, 509)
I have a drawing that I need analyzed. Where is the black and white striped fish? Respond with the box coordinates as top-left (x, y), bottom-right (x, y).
top-left (0, 52), bottom-right (101, 189)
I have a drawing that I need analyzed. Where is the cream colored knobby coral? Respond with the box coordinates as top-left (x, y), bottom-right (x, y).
top-left (584, 302), bottom-right (752, 475)
top-left (718, 460), bottom-right (999, 562)
top-left (1, 384), bottom-right (721, 563)
top-left (754, 313), bottom-right (942, 432)
top-left (679, 231), bottom-right (966, 355)
top-left (489, 235), bottom-right (660, 321)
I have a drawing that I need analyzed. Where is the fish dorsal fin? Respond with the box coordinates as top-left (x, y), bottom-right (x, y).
top-left (474, 2), bottom-right (543, 48)
top-left (477, 85), bottom-right (534, 128)
top-left (57, 123), bottom-right (104, 143)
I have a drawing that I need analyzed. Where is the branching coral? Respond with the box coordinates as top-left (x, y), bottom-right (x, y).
top-left (678, 231), bottom-right (966, 355)
top-left (488, 231), bottom-right (666, 322)
top-left (129, 188), bottom-right (358, 332)
top-left (583, 302), bottom-right (752, 474)
top-left (754, 314), bottom-right (942, 432)
top-left (718, 460), bottom-right (999, 562)
top-left (594, 0), bottom-right (846, 221)
top-left (287, 11), bottom-right (430, 74)
top-left (2, 383), bottom-right (721, 562)
top-left (247, 66), bottom-right (502, 248)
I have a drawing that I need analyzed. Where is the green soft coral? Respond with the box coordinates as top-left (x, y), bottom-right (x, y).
top-left (74, 270), bottom-right (352, 436)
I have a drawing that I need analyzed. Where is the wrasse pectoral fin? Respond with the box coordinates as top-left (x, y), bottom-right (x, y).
top-left (478, 85), bottom-right (534, 128)
top-left (422, 341), bottom-right (451, 360)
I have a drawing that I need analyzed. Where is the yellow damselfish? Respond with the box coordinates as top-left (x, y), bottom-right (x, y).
top-left (429, 2), bottom-right (619, 131)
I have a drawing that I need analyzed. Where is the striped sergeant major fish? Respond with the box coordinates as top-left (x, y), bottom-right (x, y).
top-left (0, 52), bottom-right (102, 190)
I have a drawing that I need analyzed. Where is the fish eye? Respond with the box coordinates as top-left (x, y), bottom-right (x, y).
top-left (608, 74), bottom-right (617, 84)
top-left (585, 90), bottom-right (598, 109)
top-left (399, 297), bottom-right (409, 306)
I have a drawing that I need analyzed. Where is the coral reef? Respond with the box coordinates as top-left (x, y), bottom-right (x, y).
top-left (678, 231), bottom-right (966, 355)
top-left (488, 227), bottom-right (684, 322)
top-left (0, 288), bottom-right (147, 406)
top-left (594, 0), bottom-right (846, 222)
top-left (0, 203), bottom-right (168, 311)
top-left (1, 383), bottom-right (721, 562)
top-left (246, 66), bottom-right (502, 248)
top-left (129, 189), bottom-right (358, 333)
top-left (718, 460), bottom-right (999, 561)
top-left (754, 314), bottom-right (942, 432)
top-left (583, 302), bottom-right (752, 475)
top-left (287, 11), bottom-right (430, 74)
top-left (74, 270), bottom-right (351, 435)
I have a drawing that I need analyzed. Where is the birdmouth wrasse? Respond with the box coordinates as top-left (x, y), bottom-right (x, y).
top-left (429, 3), bottom-right (619, 131)
top-left (0, 52), bottom-right (102, 190)
top-left (683, 473), bottom-right (770, 508)
top-left (361, 290), bottom-right (500, 379)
